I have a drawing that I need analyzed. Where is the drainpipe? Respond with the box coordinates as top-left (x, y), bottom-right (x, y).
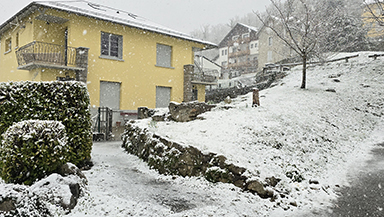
top-left (75, 47), bottom-right (89, 83)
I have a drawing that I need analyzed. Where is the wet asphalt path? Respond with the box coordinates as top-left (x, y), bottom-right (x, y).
top-left (329, 142), bottom-right (384, 217)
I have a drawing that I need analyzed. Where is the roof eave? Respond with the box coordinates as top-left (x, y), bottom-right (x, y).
top-left (0, 2), bottom-right (217, 49)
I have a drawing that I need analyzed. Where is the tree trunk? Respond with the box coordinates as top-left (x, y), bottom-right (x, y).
top-left (301, 55), bottom-right (307, 89)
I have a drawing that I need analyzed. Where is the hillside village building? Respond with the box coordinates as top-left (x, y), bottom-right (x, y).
top-left (0, 1), bottom-right (216, 115)
top-left (216, 23), bottom-right (259, 74)
top-left (199, 22), bottom-right (291, 90)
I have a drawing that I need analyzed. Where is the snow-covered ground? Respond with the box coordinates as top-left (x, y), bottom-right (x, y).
top-left (1, 52), bottom-right (384, 216)
top-left (132, 51), bottom-right (384, 215)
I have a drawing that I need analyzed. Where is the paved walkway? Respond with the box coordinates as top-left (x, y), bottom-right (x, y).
top-left (68, 141), bottom-right (261, 216)
top-left (328, 142), bottom-right (384, 217)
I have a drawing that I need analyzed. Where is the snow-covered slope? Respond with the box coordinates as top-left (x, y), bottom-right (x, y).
top-left (138, 51), bottom-right (384, 214)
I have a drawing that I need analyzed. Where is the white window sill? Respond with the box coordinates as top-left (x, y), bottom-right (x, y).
top-left (99, 55), bottom-right (124, 62)
top-left (4, 50), bottom-right (11, 55)
top-left (155, 65), bottom-right (175, 69)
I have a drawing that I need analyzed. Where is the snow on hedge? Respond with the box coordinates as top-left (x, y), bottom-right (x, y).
top-left (0, 120), bottom-right (69, 185)
top-left (0, 81), bottom-right (92, 167)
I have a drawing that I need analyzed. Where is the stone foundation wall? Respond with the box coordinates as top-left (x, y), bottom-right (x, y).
top-left (121, 121), bottom-right (275, 198)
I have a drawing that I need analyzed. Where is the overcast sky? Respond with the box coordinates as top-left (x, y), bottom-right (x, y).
top-left (0, 0), bottom-right (271, 34)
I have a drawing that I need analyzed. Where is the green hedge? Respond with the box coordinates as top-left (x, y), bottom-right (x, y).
top-left (0, 120), bottom-right (70, 185)
top-left (0, 81), bottom-right (92, 166)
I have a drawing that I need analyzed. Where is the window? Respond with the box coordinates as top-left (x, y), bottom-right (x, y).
top-left (222, 50), bottom-right (225, 56)
top-left (232, 35), bottom-right (239, 41)
top-left (251, 44), bottom-right (254, 49)
top-left (254, 43), bottom-right (258, 48)
top-left (267, 51), bottom-right (273, 62)
top-left (101, 32), bottom-right (123, 59)
top-left (225, 49), bottom-right (227, 55)
top-left (156, 43), bottom-right (172, 68)
top-left (268, 37), bottom-right (273, 46)
top-left (242, 33), bottom-right (250, 38)
top-left (5, 37), bottom-right (11, 53)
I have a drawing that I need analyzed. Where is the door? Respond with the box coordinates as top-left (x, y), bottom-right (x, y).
top-left (156, 86), bottom-right (171, 108)
top-left (100, 81), bottom-right (121, 110)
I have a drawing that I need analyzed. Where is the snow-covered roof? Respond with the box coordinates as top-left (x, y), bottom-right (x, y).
top-left (237, 23), bottom-right (258, 33)
top-left (0, 0), bottom-right (216, 48)
top-left (217, 23), bottom-right (258, 48)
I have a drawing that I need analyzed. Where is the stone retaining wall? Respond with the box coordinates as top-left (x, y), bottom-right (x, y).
top-left (205, 75), bottom-right (279, 103)
top-left (121, 121), bottom-right (276, 198)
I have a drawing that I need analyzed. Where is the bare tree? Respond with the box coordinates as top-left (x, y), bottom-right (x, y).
top-left (256, 0), bottom-right (363, 89)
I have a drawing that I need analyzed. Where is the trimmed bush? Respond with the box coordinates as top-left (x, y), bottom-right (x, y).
top-left (0, 81), bottom-right (92, 166)
top-left (0, 120), bottom-right (70, 185)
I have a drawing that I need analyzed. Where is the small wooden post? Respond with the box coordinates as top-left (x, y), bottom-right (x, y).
top-left (252, 88), bottom-right (260, 107)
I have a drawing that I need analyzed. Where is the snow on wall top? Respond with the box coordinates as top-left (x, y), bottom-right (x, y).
top-left (1, 0), bottom-right (216, 48)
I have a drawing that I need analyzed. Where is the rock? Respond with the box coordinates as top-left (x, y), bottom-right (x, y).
top-left (247, 180), bottom-right (274, 198)
top-left (328, 73), bottom-right (342, 78)
top-left (68, 183), bottom-right (81, 210)
top-left (31, 173), bottom-right (85, 211)
top-left (233, 179), bottom-right (246, 188)
top-left (152, 114), bottom-right (166, 122)
top-left (168, 101), bottom-right (216, 122)
top-left (0, 199), bottom-right (16, 212)
top-left (224, 96), bottom-right (232, 104)
top-left (309, 179), bottom-right (319, 185)
top-left (0, 173), bottom-right (84, 215)
top-left (60, 163), bottom-right (87, 181)
top-left (227, 164), bottom-right (246, 176)
top-left (325, 88), bottom-right (336, 93)
top-left (211, 155), bottom-right (227, 169)
top-left (137, 107), bottom-right (155, 119)
top-left (265, 176), bottom-right (281, 187)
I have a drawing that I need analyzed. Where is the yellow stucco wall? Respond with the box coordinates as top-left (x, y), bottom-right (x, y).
top-left (194, 84), bottom-right (206, 102)
top-left (0, 7), bottom-right (209, 110)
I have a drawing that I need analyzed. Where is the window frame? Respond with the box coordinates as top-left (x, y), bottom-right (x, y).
top-left (100, 31), bottom-right (123, 60)
top-left (156, 43), bottom-right (174, 69)
top-left (15, 33), bottom-right (19, 49)
top-left (4, 37), bottom-right (12, 54)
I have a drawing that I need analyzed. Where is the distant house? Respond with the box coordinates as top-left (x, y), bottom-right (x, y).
top-left (216, 23), bottom-right (259, 74)
top-left (0, 1), bottom-right (216, 115)
top-left (256, 22), bottom-right (292, 72)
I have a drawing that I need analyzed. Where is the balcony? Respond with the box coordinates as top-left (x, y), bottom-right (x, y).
top-left (16, 41), bottom-right (86, 71)
top-left (191, 72), bottom-right (218, 85)
top-left (229, 49), bottom-right (250, 58)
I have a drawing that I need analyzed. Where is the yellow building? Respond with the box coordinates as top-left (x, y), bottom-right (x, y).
top-left (363, 1), bottom-right (384, 39)
top-left (0, 1), bottom-right (216, 115)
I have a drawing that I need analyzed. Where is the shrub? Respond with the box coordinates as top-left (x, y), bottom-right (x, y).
top-left (0, 81), bottom-right (92, 166)
top-left (0, 120), bottom-right (70, 185)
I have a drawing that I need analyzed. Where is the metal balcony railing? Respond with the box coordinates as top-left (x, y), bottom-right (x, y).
top-left (228, 49), bottom-right (250, 58)
top-left (192, 72), bottom-right (217, 83)
top-left (16, 41), bottom-right (78, 69)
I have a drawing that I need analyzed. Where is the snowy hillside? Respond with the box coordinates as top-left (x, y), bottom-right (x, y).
top-left (135, 51), bottom-right (384, 215)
